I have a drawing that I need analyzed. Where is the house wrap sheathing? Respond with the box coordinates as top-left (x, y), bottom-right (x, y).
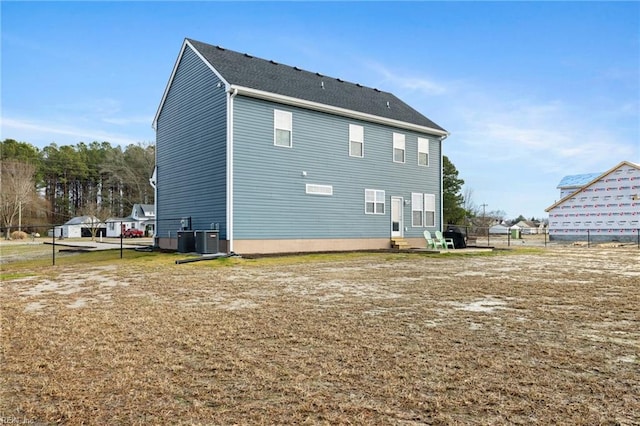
top-left (546, 161), bottom-right (640, 242)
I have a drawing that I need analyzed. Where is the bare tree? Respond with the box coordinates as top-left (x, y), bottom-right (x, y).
top-left (462, 186), bottom-right (479, 220)
top-left (0, 161), bottom-right (36, 239)
top-left (78, 201), bottom-right (112, 240)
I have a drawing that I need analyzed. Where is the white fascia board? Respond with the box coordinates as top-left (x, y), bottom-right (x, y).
top-left (152, 39), bottom-right (231, 130)
top-left (230, 85), bottom-right (449, 137)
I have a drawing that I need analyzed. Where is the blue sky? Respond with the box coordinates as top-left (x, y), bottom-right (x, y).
top-left (2, 1), bottom-right (639, 220)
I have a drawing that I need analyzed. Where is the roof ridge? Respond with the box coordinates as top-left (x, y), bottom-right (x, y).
top-left (187, 38), bottom-right (395, 97)
top-left (186, 38), bottom-right (390, 96)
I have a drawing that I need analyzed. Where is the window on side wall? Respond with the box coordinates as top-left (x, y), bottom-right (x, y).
top-left (418, 137), bottom-right (429, 166)
top-left (393, 133), bottom-right (405, 163)
top-left (349, 124), bottom-right (364, 158)
top-left (365, 189), bottom-right (385, 214)
top-left (274, 109), bottom-right (292, 147)
top-left (424, 193), bottom-right (436, 227)
top-left (412, 193), bottom-right (423, 226)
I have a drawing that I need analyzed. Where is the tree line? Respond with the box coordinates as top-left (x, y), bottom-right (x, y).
top-left (1, 139), bottom-right (154, 235)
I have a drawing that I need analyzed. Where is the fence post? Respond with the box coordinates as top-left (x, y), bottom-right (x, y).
top-left (52, 228), bottom-right (56, 266)
top-left (120, 221), bottom-right (123, 259)
top-left (544, 230), bottom-right (547, 247)
top-left (587, 229), bottom-right (590, 248)
top-left (637, 228), bottom-right (639, 249)
top-left (507, 229), bottom-right (510, 247)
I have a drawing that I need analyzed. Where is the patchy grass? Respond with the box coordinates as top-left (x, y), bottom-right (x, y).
top-left (1, 246), bottom-right (639, 425)
top-left (0, 272), bottom-right (36, 281)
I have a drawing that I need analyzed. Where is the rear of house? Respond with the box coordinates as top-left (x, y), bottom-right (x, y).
top-left (153, 38), bottom-right (448, 254)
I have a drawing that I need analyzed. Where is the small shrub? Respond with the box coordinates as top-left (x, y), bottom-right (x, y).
top-left (11, 231), bottom-right (28, 240)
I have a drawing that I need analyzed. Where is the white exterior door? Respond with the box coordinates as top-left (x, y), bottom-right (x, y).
top-left (391, 197), bottom-right (403, 238)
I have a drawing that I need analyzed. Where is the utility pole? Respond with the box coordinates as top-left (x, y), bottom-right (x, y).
top-left (480, 203), bottom-right (488, 243)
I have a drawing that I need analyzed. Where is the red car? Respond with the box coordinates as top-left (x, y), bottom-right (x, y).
top-left (123, 228), bottom-right (144, 238)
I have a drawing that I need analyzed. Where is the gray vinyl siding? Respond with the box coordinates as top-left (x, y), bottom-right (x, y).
top-left (232, 96), bottom-right (441, 240)
top-left (155, 46), bottom-right (228, 239)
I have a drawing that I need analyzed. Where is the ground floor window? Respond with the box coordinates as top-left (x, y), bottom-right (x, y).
top-left (424, 193), bottom-right (436, 226)
top-left (412, 193), bottom-right (423, 226)
top-left (412, 193), bottom-right (436, 226)
top-left (365, 189), bottom-right (385, 214)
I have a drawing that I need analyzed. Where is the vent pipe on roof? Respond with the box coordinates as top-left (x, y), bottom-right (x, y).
top-left (321, 81), bottom-right (325, 89)
top-left (386, 101), bottom-right (390, 109)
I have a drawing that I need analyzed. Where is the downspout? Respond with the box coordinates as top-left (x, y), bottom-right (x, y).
top-left (151, 118), bottom-right (158, 248)
top-left (227, 87), bottom-right (238, 253)
top-left (149, 166), bottom-right (157, 246)
top-left (439, 133), bottom-right (449, 232)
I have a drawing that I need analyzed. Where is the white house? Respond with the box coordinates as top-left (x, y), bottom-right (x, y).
top-left (49, 216), bottom-right (103, 238)
top-left (105, 204), bottom-right (156, 238)
top-left (546, 161), bottom-right (640, 242)
top-left (512, 220), bottom-right (540, 235)
top-left (489, 223), bottom-right (510, 234)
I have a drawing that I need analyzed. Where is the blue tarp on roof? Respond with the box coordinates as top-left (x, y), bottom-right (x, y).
top-left (557, 172), bottom-right (601, 189)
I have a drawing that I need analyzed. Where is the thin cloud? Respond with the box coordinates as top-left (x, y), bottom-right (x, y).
top-left (1, 117), bottom-right (151, 147)
top-left (368, 62), bottom-right (448, 96)
top-left (436, 87), bottom-right (635, 171)
top-left (102, 116), bottom-right (153, 126)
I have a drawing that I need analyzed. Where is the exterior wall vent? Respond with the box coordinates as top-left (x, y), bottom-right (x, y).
top-left (306, 184), bottom-right (333, 196)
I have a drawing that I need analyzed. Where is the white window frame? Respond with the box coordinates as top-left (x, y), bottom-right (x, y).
top-left (393, 133), bottom-right (405, 163)
top-left (411, 192), bottom-right (424, 227)
top-left (365, 189), bottom-right (385, 215)
top-left (349, 124), bottom-right (364, 158)
top-left (417, 137), bottom-right (429, 167)
top-left (274, 109), bottom-right (292, 148)
top-left (424, 193), bottom-right (436, 227)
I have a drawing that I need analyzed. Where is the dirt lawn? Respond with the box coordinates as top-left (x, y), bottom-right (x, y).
top-left (1, 246), bottom-right (639, 425)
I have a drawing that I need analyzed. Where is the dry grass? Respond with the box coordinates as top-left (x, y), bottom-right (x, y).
top-left (1, 245), bottom-right (638, 425)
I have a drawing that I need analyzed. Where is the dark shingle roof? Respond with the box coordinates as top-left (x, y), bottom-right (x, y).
top-left (187, 38), bottom-right (446, 133)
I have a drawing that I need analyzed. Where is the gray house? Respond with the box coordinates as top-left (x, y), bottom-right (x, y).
top-left (153, 38), bottom-right (449, 254)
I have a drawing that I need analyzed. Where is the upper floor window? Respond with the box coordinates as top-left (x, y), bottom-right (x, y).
top-left (418, 137), bottom-right (430, 166)
top-left (349, 124), bottom-right (364, 158)
top-left (274, 110), bottom-right (292, 148)
top-left (365, 189), bottom-right (385, 214)
top-left (393, 133), bottom-right (405, 163)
